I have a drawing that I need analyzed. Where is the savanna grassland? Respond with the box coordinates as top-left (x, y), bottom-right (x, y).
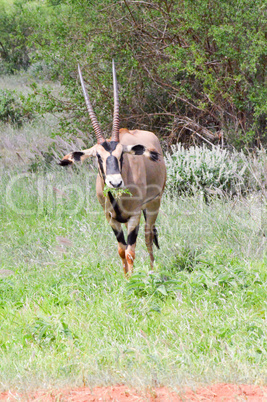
top-left (0, 111), bottom-right (266, 391)
top-left (0, 0), bottom-right (267, 394)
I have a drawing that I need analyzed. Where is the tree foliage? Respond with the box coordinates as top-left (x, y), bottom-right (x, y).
top-left (0, 0), bottom-right (30, 73)
top-left (0, 0), bottom-right (267, 148)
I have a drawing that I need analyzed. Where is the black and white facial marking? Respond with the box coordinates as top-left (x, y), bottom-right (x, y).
top-left (59, 140), bottom-right (160, 187)
top-left (97, 141), bottom-right (124, 189)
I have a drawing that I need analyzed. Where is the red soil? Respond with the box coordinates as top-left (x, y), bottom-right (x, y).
top-left (1, 383), bottom-right (266, 401)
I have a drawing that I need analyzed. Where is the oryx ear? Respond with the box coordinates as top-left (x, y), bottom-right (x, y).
top-left (122, 144), bottom-right (160, 161)
top-left (59, 145), bottom-right (97, 166)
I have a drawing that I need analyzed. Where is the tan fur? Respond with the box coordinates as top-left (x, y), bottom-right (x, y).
top-left (96, 129), bottom-right (166, 215)
top-left (61, 128), bottom-right (166, 275)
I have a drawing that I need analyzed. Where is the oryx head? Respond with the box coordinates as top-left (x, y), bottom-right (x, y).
top-left (60, 60), bottom-right (160, 188)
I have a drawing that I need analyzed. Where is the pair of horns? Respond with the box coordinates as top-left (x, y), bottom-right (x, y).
top-left (78, 60), bottom-right (120, 144)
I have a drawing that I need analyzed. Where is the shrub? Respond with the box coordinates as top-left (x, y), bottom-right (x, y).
top-left (0, 89), bottom-right (24, 125)
top-left (20, 0), bottom-right (267, 146)
top-left (27, 61), bottom-right (56, 80)
top-left (0, 2), bottom-right (30, 74)
top-left (165, 145), bottom-right (266, 196)
top-left (1, 0), bottom-right (267, 146)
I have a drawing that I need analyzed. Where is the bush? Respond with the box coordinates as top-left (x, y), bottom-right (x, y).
top-left (1, 0), bottom-right (267, 146)
top-left (0, 89), bottom-right (33, 125)
top-left (165, 145), bottom-right (266, 196)
top-left (0, 2), bottom-right (30, 74)
top-left (0, 89), bottom-right (23, 124)
top-left (27, 61), bottom-right (56, 80)
top-left (21, 0), bottom-right (267, 147)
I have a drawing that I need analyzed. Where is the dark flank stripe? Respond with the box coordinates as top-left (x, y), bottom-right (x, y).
top-left (141, 192), bottom-right (160, 206)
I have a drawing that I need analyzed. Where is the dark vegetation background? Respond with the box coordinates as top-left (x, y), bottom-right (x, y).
top-left (1, 0), bottom-right (267, 149)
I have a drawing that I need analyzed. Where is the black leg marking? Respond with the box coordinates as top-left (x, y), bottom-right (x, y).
top-left (108, 192), bottom-right (129, 223)
top-left (112, 228), bottom-right (126, 245)
top-left (143, 209), bottom-right (147, 221)
top-left (143, 209), bottom-right (159, 248)
top-left (127, 225), bottom-right (139, 246)
top-left (153, 227), bottom-right (160, 249)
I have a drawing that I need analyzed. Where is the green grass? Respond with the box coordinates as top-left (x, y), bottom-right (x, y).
top-left (0, 167), bottom-right (266, 392)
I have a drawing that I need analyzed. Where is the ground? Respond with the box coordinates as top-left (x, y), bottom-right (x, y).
top-left (1, 384), bottom-right (267, 401)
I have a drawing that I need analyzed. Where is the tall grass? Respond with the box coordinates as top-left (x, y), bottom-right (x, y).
top-left (0, 167), bottom-right (266, 391)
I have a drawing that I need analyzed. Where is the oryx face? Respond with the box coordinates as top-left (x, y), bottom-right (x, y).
top-left (96, 141), bottom-right (124, 188)
top-left (59, 61), bottom-right (160, 188)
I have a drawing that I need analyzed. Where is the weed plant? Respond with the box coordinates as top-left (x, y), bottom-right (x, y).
top-left (165, 144), bottom-right (266, 197)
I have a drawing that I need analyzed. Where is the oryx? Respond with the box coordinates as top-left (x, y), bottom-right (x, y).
top-left (60, 61), bottom-right (166, 276)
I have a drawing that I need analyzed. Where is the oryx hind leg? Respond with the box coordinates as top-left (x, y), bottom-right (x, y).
top-left (143, 199), bottom-right (161, 269)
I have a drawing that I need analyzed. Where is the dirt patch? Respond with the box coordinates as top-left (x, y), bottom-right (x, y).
top-left (1, 383), bottom-right (266, 401)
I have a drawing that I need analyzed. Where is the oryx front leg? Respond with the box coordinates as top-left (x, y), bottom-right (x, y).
top-left (125, 214), bottom-right (141, 276)
top-left (109, 219), bottom-right (128, 275)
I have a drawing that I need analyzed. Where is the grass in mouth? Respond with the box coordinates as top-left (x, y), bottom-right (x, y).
top-left (103, 184), bottom-right (132, 199)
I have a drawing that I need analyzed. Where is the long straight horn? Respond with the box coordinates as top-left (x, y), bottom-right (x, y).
top-left (111, 59), bottom-right (120, 142)
top-left (78, 64), bottom-right (105, 144)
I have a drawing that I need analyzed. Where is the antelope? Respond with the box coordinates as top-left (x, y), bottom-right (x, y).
top-left (60, 61), bottom-right (166, 276)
